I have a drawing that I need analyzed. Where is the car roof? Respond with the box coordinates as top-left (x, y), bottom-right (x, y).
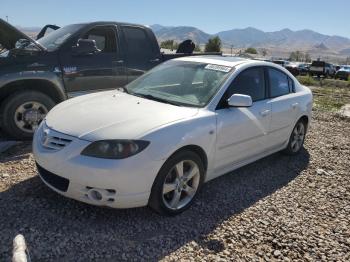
top-left (175, 55), bottom-right (279, 68)
top-left (64, 21), bottom-right (146, 28)
top-left (175, 56), bottom-right (254, 67)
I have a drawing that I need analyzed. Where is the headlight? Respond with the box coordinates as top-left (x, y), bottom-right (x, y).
top-left (81, 140), bottom-right (150, 159)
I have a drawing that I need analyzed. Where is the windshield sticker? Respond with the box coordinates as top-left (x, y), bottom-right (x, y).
top-left (205, 64), bottom-right (232, 73)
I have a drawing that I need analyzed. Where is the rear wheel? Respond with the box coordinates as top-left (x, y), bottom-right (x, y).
top-left (0, 91), bottom-right (55, 140)
top-left (283, 120), bottom-right (306, 155)
top-left (149, 150), bottom-right (205, 215)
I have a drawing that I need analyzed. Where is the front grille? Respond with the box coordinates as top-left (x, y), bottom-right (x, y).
top-left (40, 124), bottom-right (73, 151)
top-left (43, 135), bottom-right (72, 150)
top-left (36, 163), bottom-right (69, 192)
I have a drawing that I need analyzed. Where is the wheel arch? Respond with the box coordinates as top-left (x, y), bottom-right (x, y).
top-left (168, 144), bottom-right (208, 172)
top-left (298, 115), bottom-right (309, 131)
top-left (0, 78), bottom-right (66, 107)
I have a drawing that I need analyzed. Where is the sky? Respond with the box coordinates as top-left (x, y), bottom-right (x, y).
top-left (1, 0), bottom-right (350, 38)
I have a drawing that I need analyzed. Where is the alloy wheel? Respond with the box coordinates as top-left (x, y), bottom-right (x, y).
top-left (162, 160), bottom-right (200, 210)
top-left (291, 122), bottom-right (305, 152)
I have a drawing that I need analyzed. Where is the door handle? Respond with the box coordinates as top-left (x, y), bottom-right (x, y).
top-left (113, 60), bottom-right (124, 64)
top-left (291, 102), bottom-right (298, 109)
top-left (150, 58), bottom-right (160, 63)
top-left (260, 109), bottom-right (270, 116)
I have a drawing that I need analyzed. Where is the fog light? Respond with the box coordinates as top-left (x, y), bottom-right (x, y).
top-left (88, 189), bottom-right (104, 201)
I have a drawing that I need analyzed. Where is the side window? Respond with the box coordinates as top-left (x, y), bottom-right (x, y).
top-left (122, 27), bottom-right (154, 61)
top-left (227, 67), bottom-right (266, 102)
top-left (83, 26), bottom-right (117, 53)
top-left (268, 68), bottom-right (290, 97)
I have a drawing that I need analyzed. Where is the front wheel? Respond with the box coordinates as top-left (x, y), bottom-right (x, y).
top-left (283, 120), bottom-right (307, 155)
top-left (0, 91), bottom-right (55, 140)
top-left (149, 150), bottom-right (205, 216)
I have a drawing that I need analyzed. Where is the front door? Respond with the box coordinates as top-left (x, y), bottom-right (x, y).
top-left (215, 67), bottom-right (271, 172)
top-left (60, 25), bottom-right (127, 96)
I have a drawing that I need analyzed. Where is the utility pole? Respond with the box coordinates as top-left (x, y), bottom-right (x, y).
top-left (6, 16), bottom-right (8, 22)
top-left (230, 44), bottom-right (233, 56)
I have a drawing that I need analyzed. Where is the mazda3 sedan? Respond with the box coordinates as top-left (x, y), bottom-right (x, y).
top-left (33, 56), bottom-right (312, 215)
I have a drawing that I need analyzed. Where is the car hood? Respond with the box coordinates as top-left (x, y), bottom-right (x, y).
top-left (45, 91), bottom-right (199, 141)
top-left (0, 18), bottom-right (44, 50)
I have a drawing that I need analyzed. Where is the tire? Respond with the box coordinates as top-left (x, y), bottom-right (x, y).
top-left (283, 120), bottom-right (307, 155)
top-left (0, 91), bottom-right (56, 140)
top-left (149, 150), bottom-right (205, 216)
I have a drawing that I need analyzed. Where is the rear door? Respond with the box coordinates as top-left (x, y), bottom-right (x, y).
top-left (60, 25), bottom-right (127, 95)
top-left (266, 67), bottom-right (298, 147)
top-left (215, 67), bottom-right (271, 172)
top-left (120, 26), bottom-right (161, 83)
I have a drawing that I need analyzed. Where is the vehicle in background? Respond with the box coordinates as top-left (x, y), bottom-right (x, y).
top-left (272, 60), bottom-right (289, 67)
top-left (0, 19), bottom-right (220, 140)
top-left (33, 56), bottom-right (312, 215)
top-left (335, 65), bottom-right (350, 80)
top-left (309, 61), bottom-right (335, 78)
top-left (285, 63), bottom-right (309, 76)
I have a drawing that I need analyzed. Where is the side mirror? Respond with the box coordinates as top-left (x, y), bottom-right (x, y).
top-left (72, 39), bottom-right (100, 55)
top-left (227, 94), bottom-right (252, 107)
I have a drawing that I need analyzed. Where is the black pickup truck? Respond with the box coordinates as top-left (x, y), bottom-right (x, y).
top-left (0, 19), bottom-right (220, 139)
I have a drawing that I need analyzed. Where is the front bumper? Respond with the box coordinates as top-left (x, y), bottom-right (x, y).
top-left (33, 125), bottom-right (163, 208)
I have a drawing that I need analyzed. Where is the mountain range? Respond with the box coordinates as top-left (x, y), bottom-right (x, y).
top-left (151, 24), bottom-right (350, 57)
top-left (17, 24), bottom-right (350, 58)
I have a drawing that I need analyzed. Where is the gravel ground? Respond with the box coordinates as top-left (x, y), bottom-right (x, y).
top-left (0, 109), bottom-right (349, 261)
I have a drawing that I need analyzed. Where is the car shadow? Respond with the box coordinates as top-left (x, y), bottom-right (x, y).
top-left (0, 142), bottom-right (31, 162)
top-left (0, 148), bottom-right (310, 261)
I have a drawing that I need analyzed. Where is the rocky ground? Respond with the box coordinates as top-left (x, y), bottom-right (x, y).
top-left (0, 109), bottom-right (349, 261)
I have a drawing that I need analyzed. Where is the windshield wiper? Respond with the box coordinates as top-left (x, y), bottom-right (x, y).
top-left (133, 93), bottom-right (180, 106)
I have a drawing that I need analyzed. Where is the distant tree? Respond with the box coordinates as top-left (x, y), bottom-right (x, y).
top-left (160, 40), bottom-right (178, 50)
top-left (205, 36), bottom-right (222, 52)
top-left (289, 52), bottom-right (297, 61)
top-left (261, 48), bottom-right (268, 56)
top-left (346, 56), bottom-right (350, 65)
top-left (194, 44), bottom-right (201, 52)
top-left (304, 53), bottom-right (311, 63)
top-left (289, 50), bottom-right (311, 62)
top-left (245, 47), bottom-right (258, 54)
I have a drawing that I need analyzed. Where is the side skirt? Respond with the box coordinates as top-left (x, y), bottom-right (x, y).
top-left (206, 141), bottom-right (288, 182)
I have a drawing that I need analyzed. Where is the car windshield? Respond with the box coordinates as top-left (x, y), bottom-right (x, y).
top-left (37, 24), bottom-right (84, 51)
top-left (126, 60), bottom-right (233, 107)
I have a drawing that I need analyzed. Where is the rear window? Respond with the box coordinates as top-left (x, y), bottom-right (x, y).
top-left (122, 27), bottom-right (154, 61)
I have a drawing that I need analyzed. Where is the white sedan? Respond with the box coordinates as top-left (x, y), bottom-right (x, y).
top-left (33, 56), bottom-right (312, 215)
